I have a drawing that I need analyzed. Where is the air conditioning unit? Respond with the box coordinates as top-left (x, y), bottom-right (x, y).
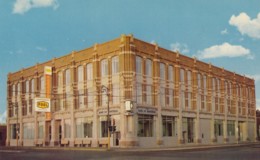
top-left (125, 100), bottom-right (133, 111)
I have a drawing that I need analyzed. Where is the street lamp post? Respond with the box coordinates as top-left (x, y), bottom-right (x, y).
top-left (15, 103), bottom-right (19, 148)
top-left (101, 85), bottom-right (110, 150)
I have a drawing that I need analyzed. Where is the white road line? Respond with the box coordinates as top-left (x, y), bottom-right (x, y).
top-left (0, 150), bottom-right (24, 153)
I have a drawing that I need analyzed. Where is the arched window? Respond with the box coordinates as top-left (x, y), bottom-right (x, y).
top-left (86, 63), bottom-right (93, 80)
top-left (65, 69), bottom-right (71, 85)
top-left (77, 65), bottom-right (84, 82)
top-left (145, 59), bottom-right (152, 77)
top-left (160, 63), bottom-right (165, 80)
top-left (101, 59), bottom-right (108, 77)
top-left (168, 65), bottom-right (173, 81)
top-left (136, 56), bottom-right (142, 74)
top-left (112, 56), bottom-right (119, 75)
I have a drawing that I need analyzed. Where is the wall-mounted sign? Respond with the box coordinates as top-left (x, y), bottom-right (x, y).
top-left (44, 66), bottom-right (52, 75)
top-left (137, 107), bottom-right (157, 115)
top-left (98, 108), bottom-right (120, 116)
top-left (35, 98), bottom-right (51, 112)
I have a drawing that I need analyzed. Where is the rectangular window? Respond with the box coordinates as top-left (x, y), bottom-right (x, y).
top-left (76, 118), bottom-right (93, 138)
top-left (162, 116), bottom-right (176, 137)
top-left (31, 79), bottom-right (34, 94)
top-left (168, 65), bottom-right (173, 81)
top-left (138, 115), bottom-right (154, 137)
top-left (136, 83), bottom-right (142, 104)
top-left (160, 86), bottom-right (165, 107)
top-left (87, 63), bottom-right (93, 80)
top-left (112, 84), bottom-right (120, 105)
top-left (101, 120), bottom-right (110, 137)
top-left (112, 56), bottom-right (119, 75)
top-left (64, 119), bottom-right (71, 138)
top-left (101, 59), bottom-right (108, 77)
top-left (57, 72), bottom-right (63, 87)
top-left (227, 120), bottom-right (235, 136)
top-left (146, 85), bottom-right (152, 105)
top-left (11, 124), bottom-right (17, 139)
top-left (214, 120), bottom-right (223, 136)
top-left (26, 81), bottom-right (29, 95)
top-left (168, 89), bottom-right (174, 107)
top-left (17, 83), bottom-right (20, 96)
top-left (23, 122), bottom-right (34, 139)
top-left (78, 90), bottom-right (85, 109)
top-left (87, 89), bottom-right (93, 108)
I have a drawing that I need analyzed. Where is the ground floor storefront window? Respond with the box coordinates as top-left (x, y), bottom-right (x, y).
top-left (76, 117), bottom-right (93, 138)
top-left (162, 116), bottom-right (176, 137)
top-left (23, 122), bottom-right (34, 139)
top-left (214, 119), bottom-right (223, 136)
top-left (10, 124), bottom-right (17, 139)
top-left (138, 114), bottom-right (154, 137)
top-left (38, 121), bottom-right (44, 139)
top-left (182, 118), bottom-right (194, 143)
top-left (64, 119), bottom-right (71, 138)
top-left (227, 120), bottom-right (235, 136)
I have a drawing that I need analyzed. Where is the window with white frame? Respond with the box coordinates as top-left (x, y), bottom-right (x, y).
top-left (86, 63), bottom-right (93, 80)
top-left (57, 71), bottom-right (63, 87)
top-left (138, 115), bottom-right (154, 137)
top-left (168, 65), bottom-right (173, 82)
top-left (38, 121), bottom-right (44, 139)
top-left (112, 84), bottom-right (120, 105)
top-left (17, 83), bottom-right (21, 96)
top-left (101, 59), bottom-right (108, 77)
top-left (227, 120), bottom-right (235, 136)
top-left (65, 69), bottom-right (71, 85)
top-left (160, 86), bottom-right (165, 107)
top-left (12, 84), bottom-right (16, 97)
top-left (101, 89), bottom-right (108, 106)
top-left (31, 79), bottom-right (34, 95)
top-left (136, 56), bottom-right (142, 74)
top-left (214, 120), bottom-right (223, 136)
top-left (112, 56), bottom-right (119, 75)
top-left (160, 63), bottom-right (165, 80)
top-left (26, 80), bottom-right (29, 95)
top-left (180, 68), bottom-right (185, 83)
top-left (87, 88), bottom-right (93, 108)
top-left (40, 77), bottom-right (45, 97)
top-left (168, 89), bottom-right (174, 107)
top-left (78, 90), bottom-right (84, 109)
top-left (76, 117), bottom-right (93, 138)
top-left (136, 83), bottom-right (142, 104)
top-left (78, 65), bottom-right (84, 82)
top-left (145, 59), bottom-right (152, 77)
top-left (162, 116), bottom-right (176, 137)
top-left (23, 122), bottom-right (34, 139)
top-left (146, 85), bottom-right (152, 105)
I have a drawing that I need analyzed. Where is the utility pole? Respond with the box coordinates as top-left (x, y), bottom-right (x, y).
top-left (15, 103), bottom-right (19, 148)
top-left (101, 85), bottom-right (110, 150)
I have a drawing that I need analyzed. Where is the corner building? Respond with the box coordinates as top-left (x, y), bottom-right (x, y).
top-left (6, 35), bottom-right (257, 148)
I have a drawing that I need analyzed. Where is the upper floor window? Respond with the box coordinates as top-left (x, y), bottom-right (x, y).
top-left (180, 68), bottom-right (185, 83)
top-left (40, 77), bottom-right (44, 91)
top-left (26, 80), bottom-right (29, 94)
top-left (112, 56), bottom-right (119, 75)
top-left (145, 59), bottom-right (152, 77)
top-left (136, 56), bottom-right (142, 74)
top-left (187, 70), bottom-right (191, 86)
top-left (168, 65), bottom-right (173, 81)
top-left (203, 75), bottom-right (207, 91)
top-left (57, 71), bottom-right (63, 87)
top-left (101, 59), bottom-right (108, 77)
top-left (87, 63), bottom-right (93, 80)
top-left (160, 63), bottom-right (165, 80)
top-left (77, 66), bottom-right (84, 82)
top-left (12, 84), bottom-right (16, 96)
top-left (17, 83), bottom-right (20, 95)
top-left (65, 69), bottom-right (71, 85)
top-left (197, 73), bottom-right (202, 88)
top-left (31, 79), bottom-right (34, 94)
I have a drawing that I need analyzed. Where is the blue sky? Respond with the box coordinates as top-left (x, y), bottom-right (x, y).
top-left (0, 0), bottom-right (260, 122)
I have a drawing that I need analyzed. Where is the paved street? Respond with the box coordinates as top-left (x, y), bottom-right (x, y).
top-left (0, 144), bottom-right (259, 160)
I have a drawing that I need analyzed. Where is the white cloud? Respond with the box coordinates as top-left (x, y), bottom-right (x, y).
top-left (0, 110), bottom-right (6, 124)
top-left (170, 42), bottom-right (190, 54)
top-left (221, 28), bottom-right (228, 35)
top-left (36, 46), bottom-right (47, 52)
top-left (13, 0), bottom-right (59, 14)
top-left (150, 40), bottom-right (156, 45)
top-left (229, 12), bottom-right (260, 39)
top-left (196, 42), bottom-right (252, 59)
top-left (246, 74), bottom-right (260, 82)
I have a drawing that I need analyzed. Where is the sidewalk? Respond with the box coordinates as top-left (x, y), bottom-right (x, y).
top-left (1, 141), bottom-right (259, 152)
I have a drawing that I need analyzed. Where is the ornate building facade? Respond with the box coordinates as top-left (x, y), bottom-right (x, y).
top-left (6, 35), bottom-right (257, 147)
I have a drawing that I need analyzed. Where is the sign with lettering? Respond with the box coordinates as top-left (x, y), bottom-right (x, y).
top-left (137, 107), bottom-right (157, 115)
top-left (98, 108), bottom-right (120, 116)
top-left (35, 98), bottom-right (51, 112)
top-left (44, 66), bottom-right (52, 75)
